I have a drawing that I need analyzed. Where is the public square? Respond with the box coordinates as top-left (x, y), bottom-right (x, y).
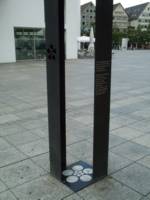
top-left (0, 50), bottom-right (150, 199)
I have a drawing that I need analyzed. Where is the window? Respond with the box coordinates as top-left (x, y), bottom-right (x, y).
top-left (82, 16), bottom-right (85, 18)
top-left (14, 28), bottom-right (45, 60)
top-left (87, 9), bottom-right (89, 12)
top-left (82, 22), bottom-right (85, 25)
top-left (90, 16), bottom-right (93, 18)
top-left (90, 10), bottom-right (92, 12)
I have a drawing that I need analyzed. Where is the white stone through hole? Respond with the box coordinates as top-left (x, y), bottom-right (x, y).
top-left (80, 175), bottom-right (92, 182)
top-left (73, 170), bottom-right (84, 177)
top-left (83, 168), bottom-right (93, 175)
top-left (62, 170), bottom-right (73, 177)
top-left (66, 176), bottom-right (79, 183)
top-left (72, 165), bottom-right (84, 171)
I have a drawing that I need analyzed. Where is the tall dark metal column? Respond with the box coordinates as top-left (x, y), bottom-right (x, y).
top-left (44, 0), bottom-right (66, 181)
top-left (44, 0), bottom-right (113, 191)
top-left (93, 0), bottom-right (113, 179)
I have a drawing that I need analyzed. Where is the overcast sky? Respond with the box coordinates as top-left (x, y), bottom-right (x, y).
top-left (80, 0), bottom-right (148, 8)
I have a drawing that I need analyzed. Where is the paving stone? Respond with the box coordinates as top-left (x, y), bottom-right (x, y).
top-left (137, 155), bottom-right (150, 169)
top-left (109, 134), bottom-right (126, 148)
top-left (35, 107), bottom-right (47, 114)
top-left (0, 181), bottom-right (7, 193)
top-left (132, 134), bottom-right (150, 148)
top-left (66, 132), bottom-right (85, 145)
top-left (110, 116), bottom-right (136, 131)
top-left (0, 159), bottom-right (45, 188)
top-left (15, 110), bottom-right (44, 120)
top-left (111, 141), bottom-right (150, 161)
top-left (67, 153), bottom-right (80, 166)
top-left (12, 175), bottom-right (72, 200)
top-left (31, 153), bottom-right (50, 172)
top-left (4, 131), bottom-right (41, 146)
top-left (0, 191), bottom-right (17, 200)
top-left (0, 114), bottom-right (19, 125)
top-left (0, 147), bottom-right (27, 168)
top-left (67, 140), bottom-right (93, 162)
top-left (108, 152), bottom-right (133, 174)
top-left (63, 194), bottom-right (84, 200)
top-left (20, 118), bottom-right (47, 130)
top-left (111, 126), bottom-right (144, 140)
top-left (129, 120), bottom-right (150, 133)
top-left (18, 139), bottom-right (49, 157)
top-left (0, 123), bottom-right (26, 137)
top-left (0, 138), bottom-right (12, 151)
top-left (30, 128), bottom-right (48, 138)
top-left (73, 115), bottom-right (93, 126)
top-left (78, 177), bottom-right (141, 200)
top-left (141, 196), bottom-right (150, 200)
top-left (112, 163), bottom-right (150, 195)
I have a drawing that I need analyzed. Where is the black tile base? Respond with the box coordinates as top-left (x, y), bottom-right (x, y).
top-left (62, 161), bottom-right (94, 192)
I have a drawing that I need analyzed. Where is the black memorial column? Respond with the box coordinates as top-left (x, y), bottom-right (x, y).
top-left (44, 0), bottom-right (66, 180)
top-left (93, 0), bottom-right (113, 179)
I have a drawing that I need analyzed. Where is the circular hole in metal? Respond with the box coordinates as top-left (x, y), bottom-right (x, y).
top-left (66, 176), bottom-right (79, 183)
top-left (72, 165), bottom-right (84, 171)
top-left (80, 175), bottom-right (92, 182)
top-left (83, 168), bottom-right (93, 175)
top-left (62, 170), bottom-right (73, 177)
top-left (73, 170), bottom-right (84, 177)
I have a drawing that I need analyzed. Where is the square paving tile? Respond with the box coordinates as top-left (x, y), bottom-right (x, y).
top-left (0, 191), bottom-right (17, 200)
top-left (141, 197), bottom-right (150, 200)
top-left (111, 126), bottom-right (144, 140)
top-left (112, 163), bottom-right (150, 195)
top-left (111, 141), bottom-right (150, 161)
top-left (132, 134), bottom-right (150, 148)
top-left (4, 131), bottom-right (41, 146)
top-left (0, 138), bottom-right (12, 151)
top-left (109, 134), bottom-right (126, 148)
top-left (0, 181), bottom-right (7, 193)
top-left (129, 120), bottom-right (150, 133)
top-left (137, 155), bottom-right (150, 169)
top-left (0, 123), bottom-right (26, 137)
top-left (78, 177), bottom-right (141, 200)
top-left (17, 139), bottom-right (49, 157)
top-left (108, 152), bottom-right (133, 174)
top-left (63, 194), bottom-right (84, 200)
top-left (0, 147), bottom-right (27, 168)
top-left (0, 159), bottom-right (46, 188)
top-left (67, 140), bottom-right (93, 162)
top-left (0, 114), bottom-right (19, 125)
top-left (31, 153), bottom-right (50, 172)
top-left (30, 128), bottom-right (48, 138)
top-left (12, 175), bottom-right (72, 200)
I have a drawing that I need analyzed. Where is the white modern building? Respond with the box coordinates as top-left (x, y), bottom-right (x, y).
top-left (0, 0), bottom-right (80, 63)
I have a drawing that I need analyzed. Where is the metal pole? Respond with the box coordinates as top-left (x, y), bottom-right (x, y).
top-left (44, 0), bottom-right (66, 181)
top-left (93, 0), bottom-right (113, 179)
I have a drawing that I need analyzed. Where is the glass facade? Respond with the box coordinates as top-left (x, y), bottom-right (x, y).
top-left (15, 28), bottom-right (46, 60)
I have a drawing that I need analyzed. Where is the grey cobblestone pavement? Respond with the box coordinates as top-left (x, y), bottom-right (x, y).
top-left (0, 50), bottom-right (150, 199)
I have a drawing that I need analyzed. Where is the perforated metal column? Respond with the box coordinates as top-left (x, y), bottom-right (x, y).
top-left (44, 0), bottom-right (66, 181)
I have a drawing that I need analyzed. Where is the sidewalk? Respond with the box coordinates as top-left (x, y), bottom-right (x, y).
top-left (0, 51), bottom-right (150, 199)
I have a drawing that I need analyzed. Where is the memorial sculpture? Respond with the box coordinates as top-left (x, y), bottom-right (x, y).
top-left (44, 0), bottom-right (113, 191)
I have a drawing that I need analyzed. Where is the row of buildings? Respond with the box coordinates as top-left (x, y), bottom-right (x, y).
top-left (81, 2), bottom-right (150, 33)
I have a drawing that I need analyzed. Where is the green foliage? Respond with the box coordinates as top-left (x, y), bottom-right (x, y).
top-left (112, 26), bottom-right (150, 49)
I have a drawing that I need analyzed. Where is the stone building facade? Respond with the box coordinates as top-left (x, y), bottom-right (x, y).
top-left (113, 3), bottom-right (129, 32)
top-left (81, 2), bottom-right (95, 34)
top-left (81, 2), bottom-right (129, 33)
top-left (126, 2), bottom-right (150, 31)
